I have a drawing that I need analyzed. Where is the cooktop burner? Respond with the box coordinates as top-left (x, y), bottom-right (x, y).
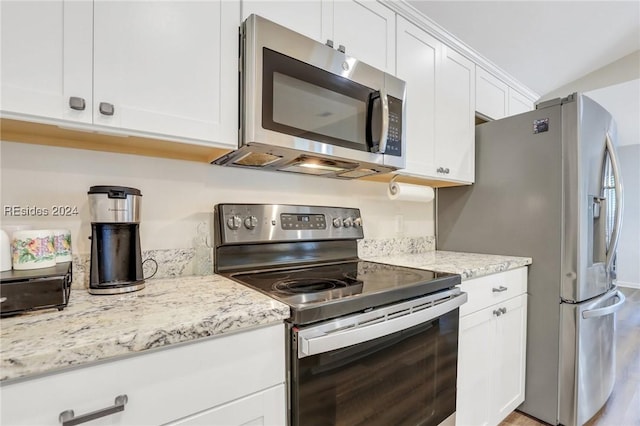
top-left (273, 278), bottom-right (350, 294)
top-left (226, 260), bottom-right (460, 324)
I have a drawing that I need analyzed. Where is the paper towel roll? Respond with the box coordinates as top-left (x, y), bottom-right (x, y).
top-left (387, 182), bottom-right (434, 203)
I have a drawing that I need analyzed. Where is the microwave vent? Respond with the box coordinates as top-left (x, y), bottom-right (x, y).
top-left (232, 152), bottom-right (282, 167)
top-left (338, 168), bottom-right (379, 179)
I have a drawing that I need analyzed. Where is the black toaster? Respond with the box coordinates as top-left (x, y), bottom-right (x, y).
top-left (0, 262), bottom-right (72, 317)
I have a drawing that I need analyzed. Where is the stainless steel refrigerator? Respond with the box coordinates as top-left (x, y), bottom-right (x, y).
top-left (437, 94), bottom-right (625, 426)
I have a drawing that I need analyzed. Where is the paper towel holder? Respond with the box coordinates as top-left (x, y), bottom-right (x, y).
top-left (388, 175), bottom-right (400, 196)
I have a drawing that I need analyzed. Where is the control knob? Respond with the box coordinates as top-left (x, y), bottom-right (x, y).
top-left (343, 217), bottom-right (354, 228)
top-left (354, 217), bottom-right (362, 227)
top-left (244, 215), bottom-right (258, 230)
top-left (226, 215), bottom-right (242, 230)
top-left (332, 218), bottom-right (343, 228)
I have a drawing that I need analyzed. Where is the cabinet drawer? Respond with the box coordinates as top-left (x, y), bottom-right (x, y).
top-left (0, 324), bottom-right (285, 426)
top-left (459, 267), bottom-right (527, 316)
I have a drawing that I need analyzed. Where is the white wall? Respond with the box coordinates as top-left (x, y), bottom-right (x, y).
top-left (540, 50), bottom-right (640, 102)
top-left (0, 141), bottom-right (434, 255)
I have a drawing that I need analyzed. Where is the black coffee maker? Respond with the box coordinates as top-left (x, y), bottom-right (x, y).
top-left (88, 186), bottom-right (144, 294)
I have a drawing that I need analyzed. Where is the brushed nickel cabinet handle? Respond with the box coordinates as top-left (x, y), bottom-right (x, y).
top-left (493, 309), bottom-right (502, 317)
top-left (99, 102), bottom-right (115, 116)
top-left (325, 39), bottom-right (334, 48)
top-left (69, 97), bottom-right (86, 111)
top-left (492, 286), bottom-right (508, 293)
top-left (499, 307), bottom-right (507, 314)
top-left (338, 44), bottom-right (346, 53)
top-left (59, 394), bottom-right (128, 426)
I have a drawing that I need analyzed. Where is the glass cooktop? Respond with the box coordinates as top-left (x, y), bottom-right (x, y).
top-left (226, 260), bottom-right (461, 324)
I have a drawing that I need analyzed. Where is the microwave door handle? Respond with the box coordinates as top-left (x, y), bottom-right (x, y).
top-left (378, 88), bottom-right (389, 153)
top-left (604, 132), bottom-right (623, 272)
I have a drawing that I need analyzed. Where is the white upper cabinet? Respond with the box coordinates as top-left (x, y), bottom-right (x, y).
top-left (476, 65), bottom-right (536, 120)
top-left (434, 46), bottom-right (476, 183)
top-left (396, 17), bottom-right (439, 178)
top-left (476, 66), bottom-right (509, 120)
top-left (92, 1), bottom-right (238, 144)
top-left (508, 88), bottom-right (535, 116)
top-left (327, 0), bottom-right (396, 73)
top-left (241, 1), bottom-right (324, 42)
top-left (242, 1), bottom-right (395, 74)
top-left (1, 0), bottom-right (238, 147)
top-left (0, 1), bottom-right (92, 123)
top-left (396, 17), bottom-right (475, 183)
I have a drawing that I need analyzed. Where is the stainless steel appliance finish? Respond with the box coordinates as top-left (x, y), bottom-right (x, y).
top-left (88, 186), bottom-right (145, 295)
top-left (88, 186), bottom-right (141, 223)
top-left (437, 94), bottom-right (625, 426)
top-left (213, 15), bottom-right (406, 179)
top-left (214, 204), bottom-right (463, 425)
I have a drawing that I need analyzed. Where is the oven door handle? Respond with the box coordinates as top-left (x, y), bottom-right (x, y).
top-left (297, 291), bottom-right (467, 358)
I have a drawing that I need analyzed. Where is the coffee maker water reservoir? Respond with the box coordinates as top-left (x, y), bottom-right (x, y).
top-left (88, 186), bottom-right (144, 294)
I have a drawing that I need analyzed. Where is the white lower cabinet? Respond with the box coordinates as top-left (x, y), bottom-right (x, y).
top-left (0, 324), bottom-right (286, 426)
top-left (168, 385), bottom-right (285, 426)
top-left (456, 267), bottom-right (528, 426)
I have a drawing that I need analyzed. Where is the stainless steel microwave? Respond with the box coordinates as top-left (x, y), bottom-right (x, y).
top-left (213, 14), bottom-right (406, 179)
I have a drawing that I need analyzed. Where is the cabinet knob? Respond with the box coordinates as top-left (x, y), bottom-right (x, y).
top-left (437, 167), bottom-right (450, 174)
top-left (69, 97), bottom-right (86, 111)
top-left (499, 307), bottom-right (507, 314)
top-left (326, 39), bottom-right (334, 48)
top-left (338, 44), bottom-right (346, 53)
top-left (99, 102), bottom-right (115, 116)
top-left (444, 168), bottom-right (450, 174)
top-left (493, 309), bottom-right (502, 317)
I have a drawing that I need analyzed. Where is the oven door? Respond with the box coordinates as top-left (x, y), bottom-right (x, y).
top-left (290, 289), bottom-right (467, 426)
top-left (243, 14), bottom-right (405, 169)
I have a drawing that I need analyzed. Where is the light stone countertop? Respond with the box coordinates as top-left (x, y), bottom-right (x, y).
top-left (1, 249), bottom-right (531, 383)
top-left (0, 275), bottom-right (289, 382)
top-left (362, 250), bottom-right (532, 280)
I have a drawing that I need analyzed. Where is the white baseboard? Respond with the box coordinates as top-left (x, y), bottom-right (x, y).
top-left (617, 280), bottom-right (640, 289)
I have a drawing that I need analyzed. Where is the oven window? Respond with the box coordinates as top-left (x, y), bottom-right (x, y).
top-left (291, 308), bottom-right (459, 426)
top-left (262, 48), bottom-right (379, 152)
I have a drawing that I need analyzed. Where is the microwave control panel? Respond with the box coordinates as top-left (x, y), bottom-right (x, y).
top-left (385, 96), bottom-right (403, 157)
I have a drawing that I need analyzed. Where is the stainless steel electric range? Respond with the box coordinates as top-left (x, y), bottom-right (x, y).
top-left (214, 204), bottom-right (466, 426)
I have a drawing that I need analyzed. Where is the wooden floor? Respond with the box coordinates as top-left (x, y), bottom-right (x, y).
top-left (499, 286), bottom-right (640, 426)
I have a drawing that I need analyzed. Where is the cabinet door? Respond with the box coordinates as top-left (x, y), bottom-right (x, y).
top-left (328, 0), bottom-right (396, 73)
top-left (0, 324), bottom-right (285, 426)
top-left (93, 0), bottom-right (238, 146)
top-left (168, 385), bottom-right (286, 426)
top-left (435, 46), bottom-right (476, 183)
top-left (508, 89), bottom-right (534, 116)
top-left (457, 306), bottom-right (494, 426)
top-left (396, 17), bottom-right (439, 178)
top-left (476, 66), bottom-right (508, 120)
top-left (0, 0), bottom-right (92, 123)
top-left (493, 294), bottom-right (528, 423)
top-left (242, 1), bottom-right (324, 42)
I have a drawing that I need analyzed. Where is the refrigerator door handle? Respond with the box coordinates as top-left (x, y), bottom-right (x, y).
top-left (582, 290), bottom-right (625, 319)
top-left (604, 132), bottom-right (623, 273)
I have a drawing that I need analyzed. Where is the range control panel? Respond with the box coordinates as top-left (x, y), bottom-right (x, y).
top-left (215, 204), bottom-right (363, 245)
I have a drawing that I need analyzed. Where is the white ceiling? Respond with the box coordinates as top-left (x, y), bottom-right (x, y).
top-left (407, 1), bottom-right (640, 97)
